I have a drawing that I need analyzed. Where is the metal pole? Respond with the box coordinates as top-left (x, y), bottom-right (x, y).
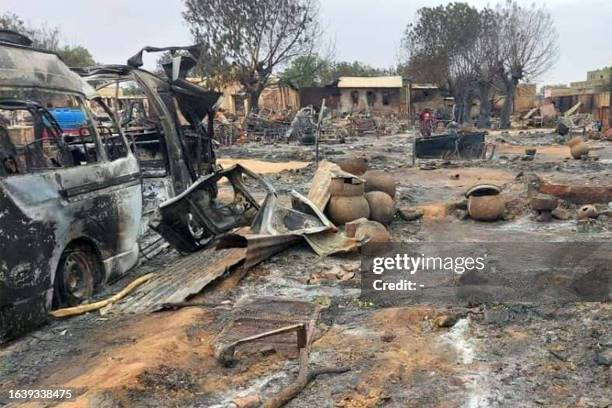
top-left (315, 99), bottom-right (326, 165)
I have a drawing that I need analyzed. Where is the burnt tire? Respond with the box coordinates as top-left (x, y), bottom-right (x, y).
top-left (53, 244), bottom-right (98, 308)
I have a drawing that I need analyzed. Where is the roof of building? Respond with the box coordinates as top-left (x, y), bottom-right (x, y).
top-left (411, 83), bottom-right (438, 90)
top-left (337, 76), bottom-right (403, 88)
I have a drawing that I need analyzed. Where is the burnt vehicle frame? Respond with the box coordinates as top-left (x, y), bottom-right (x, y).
top-left (76, 46), bottom-right (223, 257)
top-left (0, 31), bottom-right (143, 341)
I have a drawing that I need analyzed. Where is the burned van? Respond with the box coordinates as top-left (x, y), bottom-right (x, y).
top-left (77, 45), bottom-right (222, 257)
top-left (0, 31), bottom-right (142, 341)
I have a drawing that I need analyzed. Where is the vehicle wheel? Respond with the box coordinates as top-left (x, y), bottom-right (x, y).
top-left (54, 244), bottom-right (97, 307)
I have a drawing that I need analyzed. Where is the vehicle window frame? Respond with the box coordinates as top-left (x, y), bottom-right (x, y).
top-left (0, 88), bottom-right (108, 169)
top-left (86, 96), bottom-right (132, 162)
top-left (0, 99), bottom-right (75, 176)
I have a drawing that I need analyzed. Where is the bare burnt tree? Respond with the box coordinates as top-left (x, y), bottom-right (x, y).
top-left (449, 50), bottom-right (478, 124)
top-left (183, 0), bottom-right (323, 112)
top-left (462, 8), bottom-right (499, 128)
top-left (495, 0), bottom-right (558, 129)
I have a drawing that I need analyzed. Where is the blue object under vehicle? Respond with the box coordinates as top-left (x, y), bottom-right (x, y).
top-left (48, 107), bottom-right (87, 130)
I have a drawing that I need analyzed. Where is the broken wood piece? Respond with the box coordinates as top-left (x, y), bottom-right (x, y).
top-left (50, 273), bottom-right (156, 318)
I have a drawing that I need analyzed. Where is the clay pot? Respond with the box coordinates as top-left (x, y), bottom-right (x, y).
top-left (467, 195), bottom-right (505, 221)
top-left (364, 191), bottom-right (395, 224)
top-left (364, 170), bottom-right (396, 198)
top-left (577, 204), bottom-right (598, 220)
top-left (355, 220), bottom-right (390, 243)
top-left (530, 194), bottom-right (558, 211)
top-left (336, 156), bottom-right (368, 175)
top-left (567, 137), bottom-right (584, 148)
top-left (329, 178), bottom-right (365, 196)
top-left (327, 195), bottom-right (370, 225)
top-left (570, 142), bottom-right (589, 159)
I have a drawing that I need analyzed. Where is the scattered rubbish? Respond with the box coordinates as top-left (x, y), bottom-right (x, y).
top-left (303, 229), bottom-right (360, 257)
top-left (285, 107), bottom-right (315, 145)
top-left (150, 164), bottom-right (267, 253)
top-left (398, 207), bottom-right (424, 221)
top-left (308, 265), bottom-right (355, 284)
top-left (217, 190), bottom-right (336, 268)
top-left (213, 297), bottom-right (319, 364)
top-left (231, 297), bottom-right (351, 408)
top-left (245, 111), bottom-right (291, 143)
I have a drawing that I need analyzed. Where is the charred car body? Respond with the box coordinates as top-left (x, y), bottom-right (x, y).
top-left (0, 31), bottom-right (141, 340)
top-left (77, 45), bottom-right (223, 257)
top-left (0, 33), bottom-right (222, 341)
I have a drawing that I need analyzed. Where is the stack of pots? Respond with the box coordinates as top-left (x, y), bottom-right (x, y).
top-left (327, 178), bottom-right (371, 225)
top-left (327, 156), bottom-right (397, 226)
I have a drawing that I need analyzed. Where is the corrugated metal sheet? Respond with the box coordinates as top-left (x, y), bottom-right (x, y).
top-left (337, 76), bottom-right (403, 88)
top-left (112, 247), bottom-right (246, 314)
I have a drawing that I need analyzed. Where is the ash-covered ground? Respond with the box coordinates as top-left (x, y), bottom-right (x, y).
top-left (1, 130), bottom-right (611, 408)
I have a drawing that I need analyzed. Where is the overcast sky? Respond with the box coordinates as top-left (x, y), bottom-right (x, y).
top-left (2, 0), bottom-right (610, 85)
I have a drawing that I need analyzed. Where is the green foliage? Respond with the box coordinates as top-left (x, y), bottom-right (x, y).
top-left (401, 2), bottom-right (481, 86)
top-left (56, 45), bottom-right (95, 68)
top-left (280, 54), bottom-right (329, 87)
top-left (280, 55), bottom-right (396, 88)
top-left (183, 0), bottom-right (322, 110)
